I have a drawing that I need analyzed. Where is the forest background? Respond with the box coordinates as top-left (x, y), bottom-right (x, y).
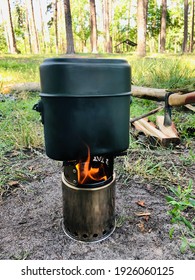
top-left (0, 0), bottom-right (194, 57)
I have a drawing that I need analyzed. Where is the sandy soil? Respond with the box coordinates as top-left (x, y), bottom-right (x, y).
top-left (0, 147), bottom-right (194, 260)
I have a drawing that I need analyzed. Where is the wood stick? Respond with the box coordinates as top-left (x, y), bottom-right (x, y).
top-left (135, 212), bottom-right (151, 217)
top-left (138, 119), bottom-right (167, 140)
top-left (133, 120), bottom-right (154, 136)
top-left (133, 119), bottom-right (180, 146)
top-left (130, 106), bottom-right (164, 123)
top-left (184, 104), bottom-right (195, 112)
top-left (156, 116), bottom-right (179, 138)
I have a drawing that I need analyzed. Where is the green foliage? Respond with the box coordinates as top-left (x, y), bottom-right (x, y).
top-left (12, 1), bottom-right (27, 54)
top-left (72, 0), bottom-right (90, 51)
top-left (147, 0), bottom-right (161, 37)
top-left (166, 181), bottom-right (195, 253)
top-left (173, 109), bottom-right (195, 139)
top-left (111, 0), bottom-right (136, 48)
top-left (0, 25), bottom-right (7, 53)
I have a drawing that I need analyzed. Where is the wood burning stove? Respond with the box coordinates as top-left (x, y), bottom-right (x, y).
top-left (62, 155), bottom-right (115, 242)
top-left (34, 57), bottom-right (131, 242)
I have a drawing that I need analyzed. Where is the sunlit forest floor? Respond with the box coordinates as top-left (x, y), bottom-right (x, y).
top-left (0, 52), bottom-right (195, 88)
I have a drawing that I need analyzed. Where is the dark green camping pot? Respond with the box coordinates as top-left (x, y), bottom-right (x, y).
top-left (37, 57), bottom-right (131, 161)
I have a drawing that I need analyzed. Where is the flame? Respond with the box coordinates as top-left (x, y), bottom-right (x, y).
top-left (76, 147), bottom-right (107, 185)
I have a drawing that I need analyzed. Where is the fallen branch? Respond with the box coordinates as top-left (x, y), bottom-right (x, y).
top-left (130, 106), bottom-right (164, 123)
top-left (1, 82), bottom-right (41, 94)
top-left (131, 85), bottom-right (167, 101)
top-left (131, 85), bottom-right (195, 102)
top-left (184, 104), bottom-right (195, 112)
top-left (134, 212), bottom-right (151, 217)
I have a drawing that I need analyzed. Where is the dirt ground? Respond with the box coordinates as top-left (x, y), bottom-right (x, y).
top-left (0, 146), bottom-right (194, 260)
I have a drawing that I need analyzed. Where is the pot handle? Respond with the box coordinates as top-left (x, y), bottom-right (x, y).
top-left (33, 100), bottom-right (44, 124)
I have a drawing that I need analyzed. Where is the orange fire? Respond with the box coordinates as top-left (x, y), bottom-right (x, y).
top-left (76, 147), bottom-right (107, 185)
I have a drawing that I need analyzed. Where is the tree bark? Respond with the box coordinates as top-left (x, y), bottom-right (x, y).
top-left (103, 0), bottom-right (112, 53)
top-left (127, 0), bottom-right (132, 38)
top-left (0, 4), bottom-right (10, 52)
top-left (190, 0), bottom-right (194, 52)
top-left (25, 0), bottom-right (32, 53)
top-left (89, 0), bottom-right (98, 53)
top-left (30, 0), bottom-right (40, 53)
top-left (54, 0), bottom-right (59, 54)
top-left (38, 0), bottom-right (47, 53)
top-left (182, 0), bottom-right (189, 53)
top-left (6, 0), bottom-right (20, 54)
top-left (160, 0), bottom-right (167, 53)
top-left (64, 0), bottom-right (75, 54)
top-left (137, 0), bottom-right (148, 57)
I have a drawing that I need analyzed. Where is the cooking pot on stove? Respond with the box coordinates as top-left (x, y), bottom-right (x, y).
top-left (34, 57), bottom-right (131, 161)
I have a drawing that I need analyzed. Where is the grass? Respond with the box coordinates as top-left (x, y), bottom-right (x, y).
top-left (0, 92), bottom-right (44, 195)
top-left (166, 180), bottom-right (195, 253)
top-left (0, 52), bottom-right (195, 89)
top-left (125, 53), bottom-right (195, 89)
top-left (119, 148), bottom-right (190, 187)
top-left (0, 54), bottom-right (46, 87)
top-left (0, 93), bottom-right (43, 153)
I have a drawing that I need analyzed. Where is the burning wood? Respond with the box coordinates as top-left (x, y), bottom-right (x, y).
top-left (76, 147), bottom-right (108, 185)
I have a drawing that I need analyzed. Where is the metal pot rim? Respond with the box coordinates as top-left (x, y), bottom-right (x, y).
top-left (61, 172), bottom-right (116, 191)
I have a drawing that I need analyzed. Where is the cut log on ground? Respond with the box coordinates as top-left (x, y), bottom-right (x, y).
top-left (132, 118), bottom-right (180, 147)
top-left (131, 85), bottom-right (166, 101)
top-left (1, 82), bottom-right (41, 94)
top-left (1, 82), bottom-right (195, 103)
top-left (131, 86), bottom-right (195, 102)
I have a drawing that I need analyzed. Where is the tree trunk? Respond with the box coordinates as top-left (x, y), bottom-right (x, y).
top-left (89, 0), bottom-right (98, 53)
top-left (137, 0), bottom-right (148, 57)
top-left (25, 0), bottom-right (32, 53)
top-left (103, 0), bottom-right (112, 53)
top-left (190, 0), bottom-right (194, 52)
top-left (59, 0), bottom-right (66, 53)
top-left (6, 0), bottom-right (20, 53)
top-left (30, 0), bottom-right (40, 53)
top-left (160, 0), bottom-right (167, 53)
top-left (0, 4), bottom-right (10, 52)
top-left (182, 0), bottom-right (189, 53)
top-left (127, 0), bottom-right (132, 38)
top-left (54, 0), bottom-right (59, 54)
top-left (64, 0), bottom-right (75, 54)
top-left (38, 0), bottom-right (47, 53)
